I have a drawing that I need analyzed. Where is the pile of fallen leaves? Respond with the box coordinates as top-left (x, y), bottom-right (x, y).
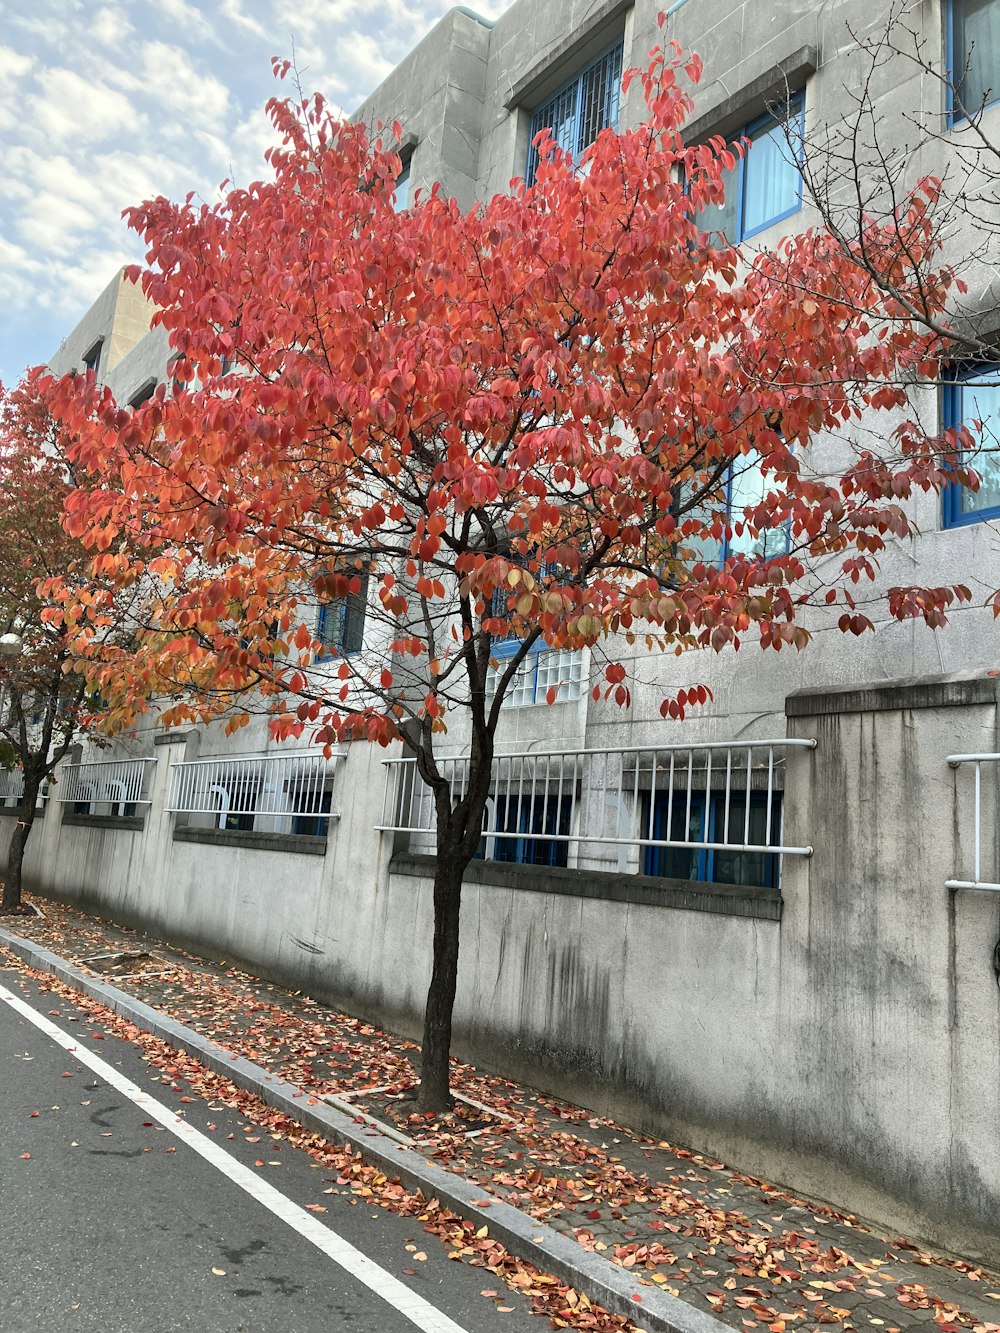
top-left (4, 953), bottom-right (643, 1332)
top-left (8, 899), bottom-right (1000, 1333)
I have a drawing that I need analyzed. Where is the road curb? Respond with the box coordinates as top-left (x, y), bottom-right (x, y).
top-left (0, 926), bottom-right (727, 1333)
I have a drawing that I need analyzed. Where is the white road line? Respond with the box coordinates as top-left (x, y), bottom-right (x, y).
top-left (0, 981), bottom-right (471, 1333)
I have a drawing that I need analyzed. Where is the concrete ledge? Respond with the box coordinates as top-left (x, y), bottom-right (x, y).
top-left (504, 0), bottom-right (632, 109)
top-left (0, 805), bottom-right (44, 819)
top-left (391, 853), bottom-right (782, 921)
top-left (683, 46), bottom-right (819, 145)
top-left (61, 813), bottom-right (146, 832)
top-left (0, 927), bottom-right (727, 1333)
top-left (154, 730), bottom-right (198, 746)
top-left (173, 827), bottom-right (327, 856)
top-left (786, 671), bottom-right (999, 718)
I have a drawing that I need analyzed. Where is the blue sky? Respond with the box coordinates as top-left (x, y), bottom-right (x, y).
top-left (0, 0), bottom-right (509, 387)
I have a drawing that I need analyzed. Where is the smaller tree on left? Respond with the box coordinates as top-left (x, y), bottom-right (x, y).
top-left (0, 371), bottom-right (127, 914)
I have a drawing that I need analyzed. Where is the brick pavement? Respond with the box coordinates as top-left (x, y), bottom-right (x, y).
top-left (6, 895), bottom-right (1000, 1333)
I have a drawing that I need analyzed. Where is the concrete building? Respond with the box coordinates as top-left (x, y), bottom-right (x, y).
top-left (11, 0), bottom-right (1000, 1265)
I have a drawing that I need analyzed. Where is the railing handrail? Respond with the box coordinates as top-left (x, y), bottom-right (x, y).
top-left (380, 737), bottom-right (817, 767)
top-left (63, 757), bottom-right (158, 769)
top-left (376, 736), bottom-right (816, 867)
top-left (170, 750), bottom-right (343, 769)
top-left (946, 752), bottom-right (1000, 891)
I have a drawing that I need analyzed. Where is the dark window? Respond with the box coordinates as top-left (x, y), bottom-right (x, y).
top-left (169, 356), bottom-right (189, 396)
top-left (949, 0), bottom-right (1000, 118)
top-left (942, 363), bottom-right (1000, 526)
top-left (82, 339), bottom-right (103, 376)
top-left (291, 785), bottom-right (332, 837)
top-left (642, 789), bottom-right (782, 888)
top-left (316, 575), bottom-right (368, 658)
top-left (696, 96), bottom-right (804, 242)
top-left (129, 380), bottom-right (157, 408)
top-left (220, 777), bottom-right (257, 831)
top-left (479, 791), bottom-right (573, 867)
top-left (527, 39), bottom-right (624, 186)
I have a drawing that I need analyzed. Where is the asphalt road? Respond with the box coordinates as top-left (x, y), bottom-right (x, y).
top-left (0, 961), bottom-right (545, 1333)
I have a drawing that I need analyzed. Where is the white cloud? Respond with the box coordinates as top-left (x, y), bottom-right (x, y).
top-left (90, 4), bottom-right (134, 47)
top-left (0, 44), bottom-right (33, 78)
top-left (30, 67), bottom-right (141, 144)
top-left (218, 0), bottom-right (267, 41)
top-left (158, 0), bottom-right (218, 45)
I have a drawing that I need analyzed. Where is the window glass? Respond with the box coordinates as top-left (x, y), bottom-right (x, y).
top-left (695, 97), bottom-right (803, 242)
top-left (316, 575), bottom-right (368, 657)
top-left (527, 40), bottom-right (624, 185)
top-left (394, 160), bottom-right (411, 212)
top-left (953, 0), bottom-right (1000, 114)
top-left (742, 117), bottom-right (801, 236)
top-left (480, 791), bottom-right (573, 867)
top-left (82, 340), bottom-right (103, 376)
top-left (643, 790), bottom-right (781, 887)
top-left (292, 786), bottom-right (332, 837)
top-left (697, 156), bottom-right (740, 243)
top-left (726, 449), bottom-right (788, 560)
top-left (947, 367), bottom-right (1000, 520)
top-left (680, 450), bottom-right (788, 566)
top-left (129, 381), bottom-right (156, 409)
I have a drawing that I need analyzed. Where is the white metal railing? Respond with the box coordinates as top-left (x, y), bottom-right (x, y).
top-left (167, 750), bottom-right (343, 834)
top-left (59, 758), bottom-right (156, 815)
top-left (0, 769), bottom-right (24, 806)
top-left (946, 753), bottom-right (1000, 891)
top-left (376, 739), bottom-right (816, 873)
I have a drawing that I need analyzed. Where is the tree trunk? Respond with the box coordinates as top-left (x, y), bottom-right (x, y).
top-left (1, 780), bottom-right (37, 914)
top-left (417, 842), bottom-right (468, 1111)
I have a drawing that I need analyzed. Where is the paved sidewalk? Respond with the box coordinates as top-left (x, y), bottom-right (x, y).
top-left (5, 895), bottom-right (1000, 1333)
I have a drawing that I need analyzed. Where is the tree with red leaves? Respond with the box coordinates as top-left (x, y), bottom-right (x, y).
top-left (50, 26), bottom-right (975, 1105)
top-left (0, 373), bottom-right (137, 914)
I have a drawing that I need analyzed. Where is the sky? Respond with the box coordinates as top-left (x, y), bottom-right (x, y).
top-left (0, 0), bottom-right (510, 387)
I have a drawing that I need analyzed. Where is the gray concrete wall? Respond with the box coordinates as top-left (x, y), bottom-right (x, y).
top-left (10, 674), bottom-right (1000, 1265)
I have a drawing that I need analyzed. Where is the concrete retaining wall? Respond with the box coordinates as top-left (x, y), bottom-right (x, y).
top-left (6, 674), bottom-right (1000, 1266)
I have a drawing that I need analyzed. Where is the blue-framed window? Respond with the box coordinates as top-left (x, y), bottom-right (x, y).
top-left (477, 791), bottom-right (573, 867)
top-left (682, 449), bottom-right (791, 567)
top-left (316, 575), bottom-right (368, 659)
top-left (526, 39), bottom-right (624, 186)
top-left (948, 0), bottom-right (1000, 121)
top-left (643, 789), bottom-right (782, 888)
top-left (697, 95), bottom-right (804, 242)
top-left (942, 363), bottom-right (1000, 526)
top-left (486, 635), bottom-right (585, 706)
top-left (485, 566), bottom-right (584, 705)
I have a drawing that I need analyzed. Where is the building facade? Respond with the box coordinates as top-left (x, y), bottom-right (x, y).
top-left (11, 0), bottom-right (1000, 1264)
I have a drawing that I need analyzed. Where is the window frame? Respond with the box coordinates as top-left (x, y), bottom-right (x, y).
top-left (942, 362), bottom-right (1000, 528)
top-left (128, 379), bottom-right (157, 409)
top-left (642, 788), bottom-right (782, 888)
top-left (291, 782), bottom-right (333, 837)
top-left (485, 571), bottom-right (585, 707)
top-left (681, 449), bottom-right (792, 568)
top-left (394, 156), bottom-right (412, 212)
top-left (697, 93), bottom-right (806, 243)
top-left (526, 36), bottom-right (625, 187)
top-left (946, 0), bottom-right (1000, 125)
top-left (315, 574), bottom-right (368, 660)
top-left (82, 339), bottom-right (104, 377)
